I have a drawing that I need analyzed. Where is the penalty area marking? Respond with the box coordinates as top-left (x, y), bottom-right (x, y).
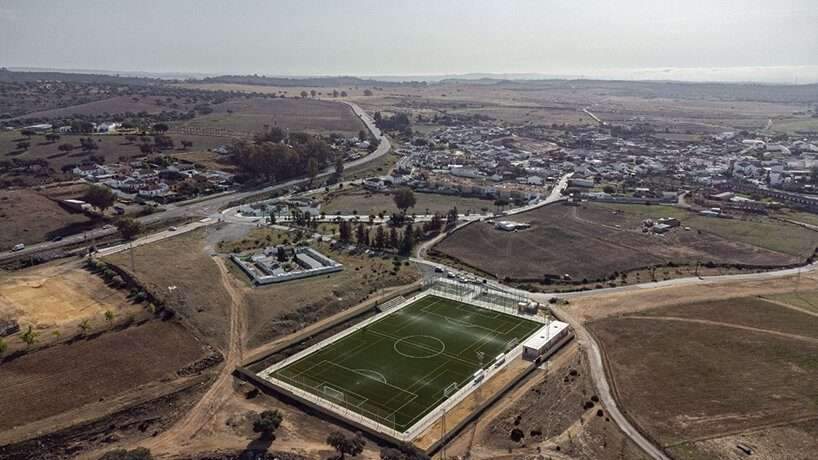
top-left (393, 335), bottom-right (446, 359)
top-left (355, 368), bottom-right (388, 383)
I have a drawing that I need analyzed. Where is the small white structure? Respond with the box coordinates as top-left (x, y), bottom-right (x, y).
top-left (495, 220), bottom-right (531, 232)
top-left (522, 321), bottom-right (571, 361)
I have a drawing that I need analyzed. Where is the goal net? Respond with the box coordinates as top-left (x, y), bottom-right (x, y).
top-left (443, 382), bottom-right (459, 397)
top-left (322, 385), bottom-right (345, 403)
top-left (506, 337), bottom-right (519, 350)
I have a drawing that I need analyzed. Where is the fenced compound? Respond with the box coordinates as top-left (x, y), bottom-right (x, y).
top-left (256, 286), bottom-right (547, 441)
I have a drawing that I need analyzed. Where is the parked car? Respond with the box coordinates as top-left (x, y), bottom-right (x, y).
top-left (12, 243), bottom-right (25, 252)
top-left (168, 226), bottom-right (177, 231)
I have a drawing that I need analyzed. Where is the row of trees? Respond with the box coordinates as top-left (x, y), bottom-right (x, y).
top-left (338, 221), bottom-right (418, 255)
top-left (298, 89), bottom-right (350, 98)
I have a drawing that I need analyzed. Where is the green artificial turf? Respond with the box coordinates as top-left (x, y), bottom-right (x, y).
top-left (271, 295), bottom-right (542, 432)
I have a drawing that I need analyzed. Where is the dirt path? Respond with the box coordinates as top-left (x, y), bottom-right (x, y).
top-left (550, 304), bottom-right (672, 460)
top-left (141, 256), bottom-right (246, 453)
top-left (757, 296), bottom-right (818, 319)
top-left (621, 315), bottom-right (818, 344)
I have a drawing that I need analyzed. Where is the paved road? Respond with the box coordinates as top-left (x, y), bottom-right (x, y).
top-left (0, 102), bottom-right (389, 263)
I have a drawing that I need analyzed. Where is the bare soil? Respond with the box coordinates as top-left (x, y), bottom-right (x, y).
top-left (0, 259), bottom-right (147, 354)
top-left (0, 320), bottom-right (208, 433)
top-left (435, 203), bottom-right (812, 283)
top-left (0, 188), bottom-right (92, 250)
top-left (442, 343), bottom-right (651, 460)
top-left (588, 310), bottom-right (818, 446)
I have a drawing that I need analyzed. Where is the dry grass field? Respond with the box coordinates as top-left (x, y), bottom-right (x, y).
top-left (176, 97), bottom-right (364, 136)
top-left (0, 320), bottom-right (207, 432)
top-left (587, 298), bottom-right (818, 449)
top-left (0, 130), bottom-right (227, 170)
top-left (435, 203), bottom-right (817, 282)
top-left (12, 94), bottom-right (199, 120)
top-left (104, 228), bottom-right (233, 349)
top-left (0, 188), bottom-right (92, 250)
top-left (320, 187), bottom-right (495, 216)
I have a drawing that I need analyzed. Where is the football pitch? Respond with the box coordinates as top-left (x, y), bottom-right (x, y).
top-left (268, 295), bottom-right (542, 433)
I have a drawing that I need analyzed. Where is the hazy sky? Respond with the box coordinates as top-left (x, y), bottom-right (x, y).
top-left (1, 0), bottom-right (817, 81)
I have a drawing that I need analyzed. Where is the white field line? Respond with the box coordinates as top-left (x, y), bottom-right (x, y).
top-left (257, 290), bottom-right (541, 441)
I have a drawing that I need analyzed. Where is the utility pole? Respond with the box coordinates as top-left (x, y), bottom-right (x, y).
top-left (129, 242), bottom-right (135, 273)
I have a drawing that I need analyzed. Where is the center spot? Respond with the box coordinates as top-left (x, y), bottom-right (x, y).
top-left (393, 335), bottom-right (446, 359)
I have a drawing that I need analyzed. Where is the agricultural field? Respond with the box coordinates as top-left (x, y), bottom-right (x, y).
top-left (320, 187), bottom-right (495, 216)
top-left (0, 188), bottom-right (93, 250)
top-left (175, 97), bottom-right (365, 136)
top-left (587, 297), bottom-right (818, 448)
top-left (0, 320), bottom-right (208, 433)
top-left (264, 295), bottom-right (542, 432)
top-left (435, 203), bottom-right (818, 282)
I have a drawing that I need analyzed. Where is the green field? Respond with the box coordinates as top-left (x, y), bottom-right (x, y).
top-left (269, 295), bottom-right (542, 432)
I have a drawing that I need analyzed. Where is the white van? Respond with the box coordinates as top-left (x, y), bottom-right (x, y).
top-left (12, 243), bottom-right (25, 252)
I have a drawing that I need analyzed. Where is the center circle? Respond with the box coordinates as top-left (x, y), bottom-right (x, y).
top-left (393, 335), bottom-right (446, 359)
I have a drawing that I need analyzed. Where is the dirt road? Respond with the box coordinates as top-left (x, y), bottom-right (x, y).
top-left (141, 256), bottom-right (246, 453)
top-left (550, 304), bottom-right (672, 460)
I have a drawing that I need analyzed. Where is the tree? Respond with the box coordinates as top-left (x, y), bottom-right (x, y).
top-left (16, 141), bottom-right (30, 151)
top-left (21, 325), bottom-right (37, 347)
top-left (276, 246), bottom-right (287, 262)
top-left (392, 188), bottom-right (416, 214)
top-left (139, 143), bottom-right (154, 155)
top-left (388, 227), bottom-right (399, 249)
top-left (116, 217), bottom-right (143, 240)
top-left (82, 185), bottom-right (116, 213)
top-left (181, 140), bottom-right (193, 150)
top-left (20, 129), bottom-right (36, 139)
top-left (45, 133), bottom-right (61, 143)
top-left (373, 225), bottom-right (385, 249)
top-left (400, 222), bottom-right (414, 256)
top-left (99, 448), bottom-right (153, 460)
top-left (0, 338), bottom-right (6, 356)
top-left (326, 431), bottom-right (366, 459)
top-left (152, 123), bottom-right (169, 134)
top-left (78, 319), bottom-right (90, 335)
top-left (356, 222), bottom-right (367, 246)
top-left (310, 89), bottom-right (317, 98)
top-left (307, 157), bottom-right (320, 184)
top-left (340, 90), bottom-right (348, 97)
top-left (335, 156), bottom-right (344, 178)
top-left (358, 129), bottom-right (367, 142)
top-left (363, 89), bottom-right (373, 96)
top-left (58, 143), bottom-right (75, 153)
top-left (253, 409), bottom-right (283, 439)
top-left (104, 310), bottom-right (115, 324)
top-left (300, 90), bottom-right (308, 98)
top-left (339, 220), bottom-right (352, 242)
